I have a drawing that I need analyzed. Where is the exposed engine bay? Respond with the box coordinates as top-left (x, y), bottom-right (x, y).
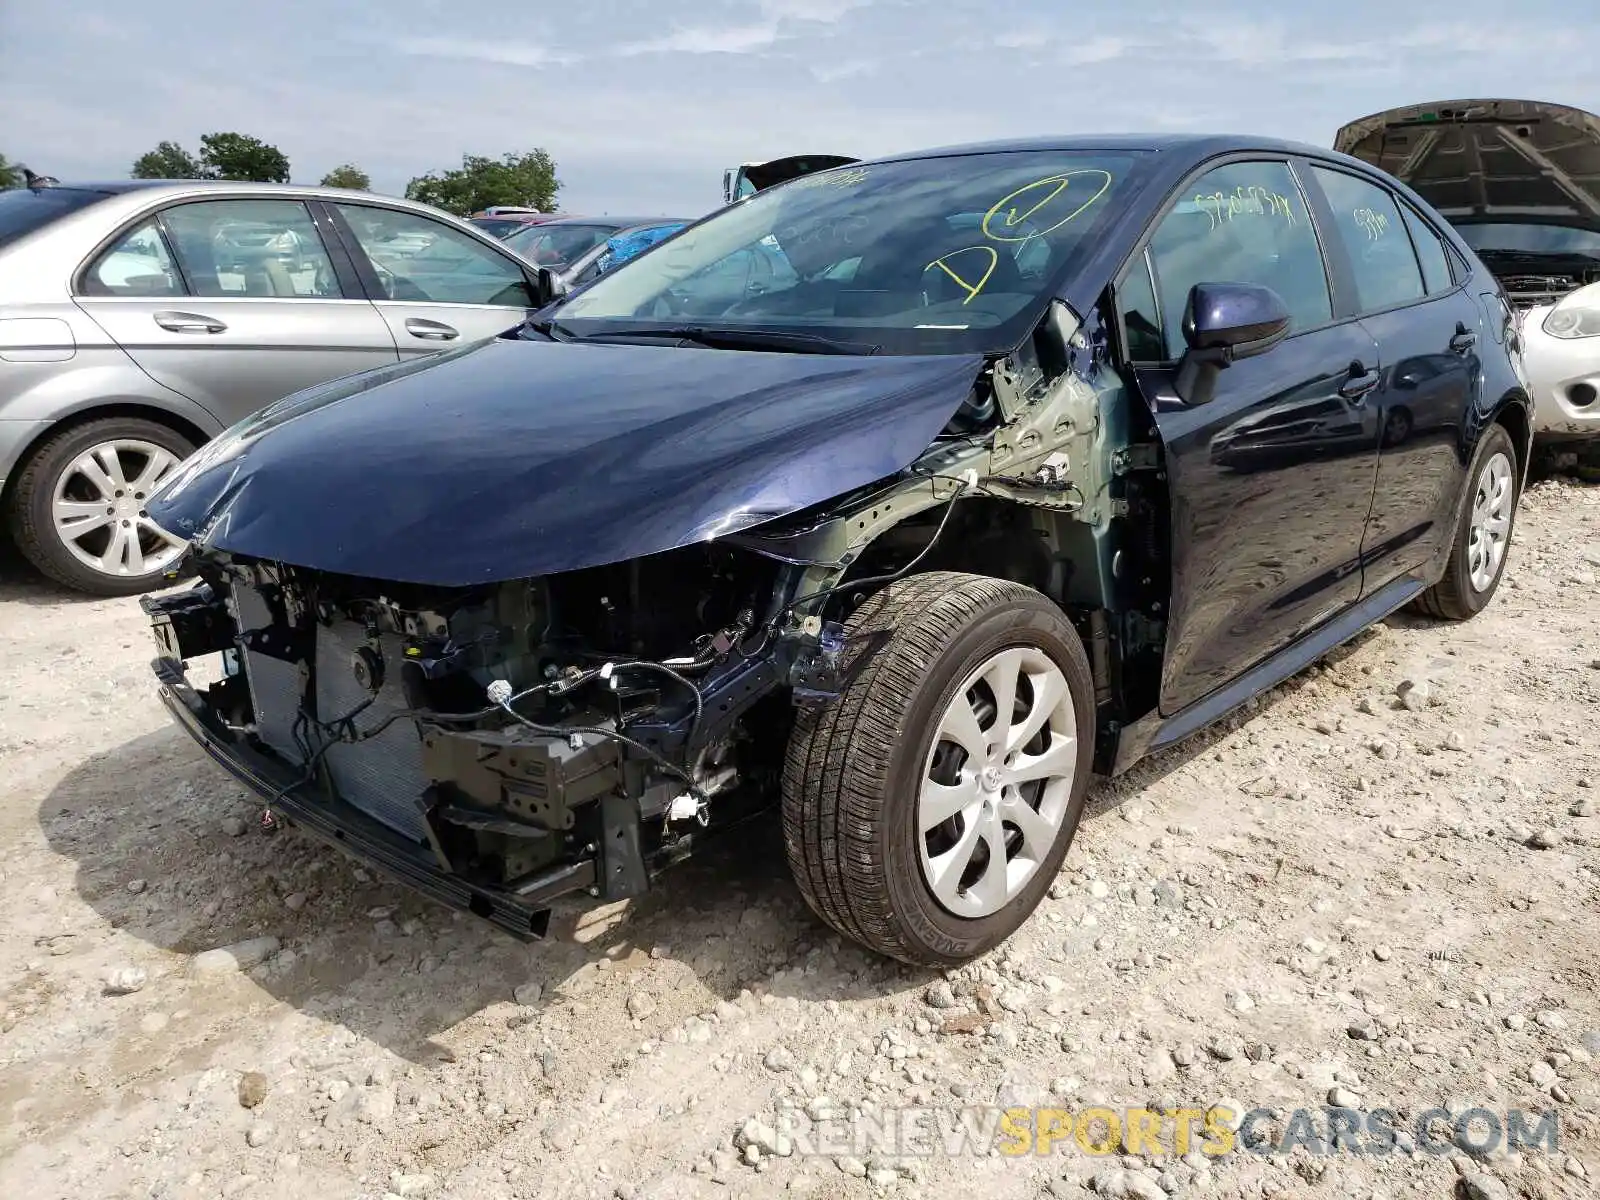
top-left (1495, 264), bottom-right (1600, 311)
top-left (146, 542), bottom-right (818, 934)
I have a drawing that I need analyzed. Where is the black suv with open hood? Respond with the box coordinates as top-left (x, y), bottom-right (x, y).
top-left (144, 135), bottom-right (1532, 966)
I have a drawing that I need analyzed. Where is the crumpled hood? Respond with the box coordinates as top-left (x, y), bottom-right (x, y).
top-left (149, 336), bottom-right (984, 586)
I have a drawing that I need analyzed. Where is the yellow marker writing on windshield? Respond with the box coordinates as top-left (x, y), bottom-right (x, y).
top-left (926, 245), bottom-right (999, 305)
top-left (982, 170), bottom-right (1113, 243)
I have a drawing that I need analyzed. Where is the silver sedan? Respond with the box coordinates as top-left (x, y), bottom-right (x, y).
top-left (0, 179), bottom-right (549, 594)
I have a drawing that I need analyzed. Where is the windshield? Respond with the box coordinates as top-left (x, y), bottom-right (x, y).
top-left (554, 150), bottom-right (1142, 355)
top-left (0, 186), bottom-right (113, 251)
top-left (1456, 223), bottom-right (1600, 261)
top-left (507, 222), bottom-right (620, 266)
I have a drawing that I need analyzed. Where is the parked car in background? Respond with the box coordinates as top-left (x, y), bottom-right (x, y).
top-left (212, 221), bottom-right (311, 273)
top-left (469, 212), bottom-right (567, 240)
top-left (503, 216), bottom-right (685, 271)
top-left (540, 219), bottom-right (692, 296)
top-left (504, 216), bottom-right (690, 294)
top-left (143, 135), bottom-right (1531, 966)
top-left (1336, 99), bottom-right (1600, 454)
top-left (0, 179), bottom-right (548, 595)
top-left (722, 154), bottom-right (858, 203)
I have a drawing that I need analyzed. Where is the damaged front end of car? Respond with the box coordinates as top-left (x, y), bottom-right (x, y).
top-left (143, 538), bottom-right (844, 938)
top-left (140, 293), bottom-right (1147, 940)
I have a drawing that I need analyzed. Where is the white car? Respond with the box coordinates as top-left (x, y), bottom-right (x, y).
top-left (1517, 279), bottom-right (1600, 440)
top-left (1336, 99), bottom-right (1600, 460)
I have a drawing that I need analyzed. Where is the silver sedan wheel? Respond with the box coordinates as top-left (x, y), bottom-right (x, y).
top-left (918, 646), bottom-right (1078, 919)
top-left (1466, 451), bottom-right (1514, 593)
top-left (52, 439), bottom-right (186, 578)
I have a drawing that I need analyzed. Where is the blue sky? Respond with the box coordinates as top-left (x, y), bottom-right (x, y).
top-left (3, 0), bottom-right (1596, 217)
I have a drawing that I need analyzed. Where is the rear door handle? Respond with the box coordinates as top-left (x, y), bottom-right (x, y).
top-left (1338, 365), bottom-right (1381, 403)
top-left (153, 311), bottom-right (227, 334)
top-left (404, 318), bottom-right (458, 341)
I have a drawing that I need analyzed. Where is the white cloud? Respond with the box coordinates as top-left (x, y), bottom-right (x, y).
top-left (1190, 22), bottom-right (1375, 67)
top-left (618, 22), bottom-right (782, 56)
top-left (1062, 36), bottom-right (1135, 65)
top-left (391, 36), bottom-right (579, 68)
top-left (809, 58), bottom-right (877, 82)
top-left (759, 0), bottom-right (871, 22)
top-left (993, 29), bottom-right (1051, 50)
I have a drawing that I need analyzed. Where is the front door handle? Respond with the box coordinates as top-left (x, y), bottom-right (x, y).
top-left (404, 318), bottom-right (458, 341)
top-left (153, 311), bottom-right (227, 334)
top-left (1450, 323), bottom-right (1477, 354)
top-left (1338, 364), bottom-right (1381, 403)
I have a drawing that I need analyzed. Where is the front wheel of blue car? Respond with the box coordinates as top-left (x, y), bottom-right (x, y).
top-left (781, 572), bottom-right (1095, 967)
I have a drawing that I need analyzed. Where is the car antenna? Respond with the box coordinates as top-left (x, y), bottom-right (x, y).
top-left (22, 166), bottom-right (59, 189)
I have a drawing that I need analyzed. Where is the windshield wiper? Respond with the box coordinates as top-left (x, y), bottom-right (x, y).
top-left (520, 316), bottom-right (575, 341)
top-left (573, 326), bottom-right (879, 355)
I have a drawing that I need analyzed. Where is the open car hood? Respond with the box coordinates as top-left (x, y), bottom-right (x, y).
top-left (148, 336), bottom-right (983, 586)
top-left (1334, 99), bottom-right (1600, 230)
top-left (743, 155), bottom-right (860, 193)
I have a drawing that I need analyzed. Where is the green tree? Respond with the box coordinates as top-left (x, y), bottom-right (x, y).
top-left (131, 140), bottom-right (204, 179)
top-left (198, 132), bottom-right (290, 183)
top-left (0, 153), bottom-right (22, 190)
top-left (404, 150), bottom-right (559, 216)
top-left (320, 163), bottom-right (371, 190)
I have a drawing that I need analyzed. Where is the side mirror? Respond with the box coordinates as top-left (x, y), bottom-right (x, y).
top-left (530, 266), bottom-right (567, 307)
top-left (534, 268), bottom-right (560, 307)
top-left (1174, 282), bottom-right (1291, 406)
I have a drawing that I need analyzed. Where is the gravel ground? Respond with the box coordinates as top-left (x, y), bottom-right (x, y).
top-left (1, 477), bottom-right (1597, 1200)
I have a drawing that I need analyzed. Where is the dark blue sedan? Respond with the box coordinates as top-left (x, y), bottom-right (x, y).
top-left (143, 135), bottom-right (1531, 966)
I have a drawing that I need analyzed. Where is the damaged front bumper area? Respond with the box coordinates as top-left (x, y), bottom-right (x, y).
top-left (143, 548), bottom-right (846, 940)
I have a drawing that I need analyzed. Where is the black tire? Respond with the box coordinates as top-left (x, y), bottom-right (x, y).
top-left (781, 571), bottom-right (1096, 967)
top-left (1413, 423), bottom-right (1519, 621)
top-left (7, 416), bottom-right (197, 597)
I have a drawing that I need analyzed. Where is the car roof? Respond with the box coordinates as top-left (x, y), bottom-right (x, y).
top-left (865, 133), bottom-right (1337, 163)
top-left (20, 179), bottom-right (485, 214)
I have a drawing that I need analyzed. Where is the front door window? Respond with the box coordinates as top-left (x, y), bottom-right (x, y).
top-left (1146, 160), bottom-right (1332, 359)
top-left (336, 205), bottom-right (533, 307)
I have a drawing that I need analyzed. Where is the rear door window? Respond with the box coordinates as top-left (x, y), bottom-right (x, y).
top-left (1310, 168), bottom-right (1425, 313)
top-left (161, 200), bottom-right (345, 298)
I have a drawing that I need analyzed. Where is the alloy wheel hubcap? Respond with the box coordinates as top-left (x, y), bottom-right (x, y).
top-left (917, 646), bottom-right (1078, 919)
top-left (52, 439), bottom-right (186, 578)
top-left (1466, 451), bottom-right (1513, 593)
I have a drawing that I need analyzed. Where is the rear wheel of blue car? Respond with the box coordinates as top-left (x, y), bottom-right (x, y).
top-left (781, 572), bottom-right (1095, 966)
top-left (1413, 423), bottom-right (1519, 621)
